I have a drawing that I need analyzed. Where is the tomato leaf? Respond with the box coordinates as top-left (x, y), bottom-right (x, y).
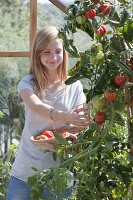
top-left (120, 8), bottom-right (130, 26)
top-left (119, 61), bottom-right (133, 78)
top-left (54, 134), bottom-right (68, 145)
top-left (123, 19), bottom-right (133, 42)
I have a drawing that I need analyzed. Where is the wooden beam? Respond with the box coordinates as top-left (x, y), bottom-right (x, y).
top-left (0, 52), bottom-right (30, 57)
top-left (29, 0), bottom-right (37, 51)
top-left (48, 0), bottom-right (68, 14)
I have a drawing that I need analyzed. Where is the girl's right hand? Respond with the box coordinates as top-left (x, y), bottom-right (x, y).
top-left (61, 107), bottom-right (89, 127)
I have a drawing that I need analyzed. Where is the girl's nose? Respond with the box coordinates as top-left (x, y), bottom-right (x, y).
top-left (50, 53), bottom-right (57, 60)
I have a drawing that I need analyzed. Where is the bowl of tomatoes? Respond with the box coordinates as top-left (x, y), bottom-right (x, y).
top-left (31, 130), bottom-right (70, 152)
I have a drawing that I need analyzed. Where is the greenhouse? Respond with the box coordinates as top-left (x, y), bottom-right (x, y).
top-left (0, 0), bottom-right (133, 199)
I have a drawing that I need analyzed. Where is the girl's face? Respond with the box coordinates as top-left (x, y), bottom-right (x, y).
top-left (40, 38), bottom-right (63, 72)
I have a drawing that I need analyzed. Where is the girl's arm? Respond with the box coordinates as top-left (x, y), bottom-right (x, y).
top-left (20, 89), bottom-right (88, 126)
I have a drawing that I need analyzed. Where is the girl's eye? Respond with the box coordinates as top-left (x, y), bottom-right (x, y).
top-left (44, 51), bottom-right (50, 54)
top-left (56, 50), bottom-right (62, 54)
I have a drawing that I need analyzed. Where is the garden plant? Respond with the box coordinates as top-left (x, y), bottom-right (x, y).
top-left (27, 0), bottom-right (133, 199)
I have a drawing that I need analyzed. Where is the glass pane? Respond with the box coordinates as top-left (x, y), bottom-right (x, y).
top-left (0, 57), bottom-right (29, 155)
top-left (37, 1), bottom-right (66, 29)
top-left (0, 1), bottom-right (29, 51)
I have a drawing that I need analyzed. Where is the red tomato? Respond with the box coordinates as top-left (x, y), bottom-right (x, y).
top-left (93, 111), bottom-right (106, 124)
top-left (91, 0), bottom-right (100, 3)
top-left (42, 130), bottom-right (54, 139)
top-left (114, 75), bottom-right (126, 87)
top-left (96, 25), bottom-right (107, 37)
top-left (60, 132), bottom-right (69, 137)
top-left (104, 90), bottom-right (117, 102)
top-left (35, 135), bottom-right (48, 140)
top-left (99, 2), bottom-right (111, 16)
top-left (86, 9), bottom-right (96, 19)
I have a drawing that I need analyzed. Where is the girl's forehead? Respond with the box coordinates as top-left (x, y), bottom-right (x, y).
top-left (47, 38), bottom-right (63, 49)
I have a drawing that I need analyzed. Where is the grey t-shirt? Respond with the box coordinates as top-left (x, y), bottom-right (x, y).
top-left (11, 74), bottom-right (86, 182)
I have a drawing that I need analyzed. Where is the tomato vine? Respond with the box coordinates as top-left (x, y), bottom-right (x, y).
top-left (28, 0), bottom-right (133, 199)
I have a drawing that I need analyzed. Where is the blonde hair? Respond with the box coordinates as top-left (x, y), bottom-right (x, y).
top-left (29, 26), bottom-right (68, 97)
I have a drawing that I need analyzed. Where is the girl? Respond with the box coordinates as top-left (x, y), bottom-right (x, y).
top-left (6, 26), bottom-right (88, 200)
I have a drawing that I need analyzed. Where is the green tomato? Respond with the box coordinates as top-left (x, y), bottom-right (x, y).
top-left (96, 43), bottom-right (103, 51)
top-left (76, 15), bottom-right (86, 25)
top-left (90, 55), bottom-right (99, 65)
top-left (91, 43), bottom-right (103, 53)
top-left (92, 94), bottom-right (106, 111)
top-left (96, 51), bottom-right (104, 60)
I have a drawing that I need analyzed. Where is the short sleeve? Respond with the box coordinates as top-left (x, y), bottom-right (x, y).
top-left (76, 80), bottom-right (86, 105)
top-left (17, 75), bottom-right (34, 94)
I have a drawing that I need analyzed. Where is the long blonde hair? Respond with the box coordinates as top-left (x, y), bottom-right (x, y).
top-left (29, 26), bottom-right (68, 97)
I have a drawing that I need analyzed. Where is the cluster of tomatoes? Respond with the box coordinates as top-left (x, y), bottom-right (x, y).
top-left (93, 57), bottom-right (133, 125)
top-left (85, 0), bottom-right (111, 37)
top-left (35, 130), bottom-right (69, 141)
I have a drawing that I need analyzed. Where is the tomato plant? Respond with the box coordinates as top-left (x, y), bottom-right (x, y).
top-left (28, 0), bottom-right (133, 199)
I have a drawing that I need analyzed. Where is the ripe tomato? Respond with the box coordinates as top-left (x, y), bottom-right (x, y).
top-left (114, 75), bottom-right (126, 87)
top-left (42, 130), bottom-right (54, 139)
top-left (35, 135), bottom-right (48, 140)
top-left (96, 25), bottom-right (107, 37)
top-left (60, 132), bottom-right (69, 137)
top-left (99, 2), bottom-right (111, 16)
top-left (91, 0), bottom-right (100, 3)
top-left (93, 111), bottom-right (106, 124)
top-left (86, 9), bottom-right (96, 19)
top-left (104, 90), bottom-right (117, 102)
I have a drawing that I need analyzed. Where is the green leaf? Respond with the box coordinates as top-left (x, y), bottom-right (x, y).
top-left (119, 61), bottom-right (133, 78)
top-left (8, 144), bottom-right (16, 150)
top-left (120, 8), bottom-right (130, 26)
top-left (68, 61), bottom-right (81, 76)
top-left (52, 152), bottom-right (57, 161)
top-left (79, 20), bottom-right (94, 39)
top-left (0, 111), bottom-right (4, 118)
top-left (123, 19), bottom-right (133, 42)
top-left (28, 175), bottom-right (38, 186)
top-left (65, 73), bottom-right (82, 85)
top-left (54, 134), bottom-right (68, 145)
top-left (110, 36), bottom-right (125, 53)
top-left (114, 112), bottom-right (125, 126)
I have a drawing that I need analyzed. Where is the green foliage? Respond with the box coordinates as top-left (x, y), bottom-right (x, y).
top-left (0, 143), bottom-right (17, 199)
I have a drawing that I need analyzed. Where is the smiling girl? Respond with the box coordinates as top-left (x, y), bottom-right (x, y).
top-left (6, 26), bottom-right (88, 200)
